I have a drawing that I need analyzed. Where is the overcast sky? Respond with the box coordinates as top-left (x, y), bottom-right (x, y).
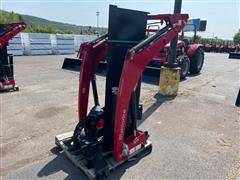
top-left (1, 0), bottom-right (239, 40)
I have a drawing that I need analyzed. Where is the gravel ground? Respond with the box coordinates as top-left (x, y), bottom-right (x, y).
top-left (1, 53), bottom-right (239, 180)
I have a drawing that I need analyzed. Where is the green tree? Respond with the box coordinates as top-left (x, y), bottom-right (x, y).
top-left (0, 10), bottom-right (20, 23)
top-left (6, 11), bottom-right (20, 23)
top-left (0, 9), bottom-right (6, 23)
top-left (233, 31), bottom-right (240, 45)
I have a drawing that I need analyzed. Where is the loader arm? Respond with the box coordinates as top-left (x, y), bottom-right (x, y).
top-left (0, 22), bottom-right (26, 92)
top-left (0, 22), bottom-right (26, 48)
top-left (113, 14), bottom-right (188, 160)
top-left (78, 35), bottom-right (108, 120)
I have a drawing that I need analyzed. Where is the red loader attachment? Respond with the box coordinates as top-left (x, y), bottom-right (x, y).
top-left (0, 22), bottom-right (26, 92)
top-left (56, 5), bottom-right (188, 179)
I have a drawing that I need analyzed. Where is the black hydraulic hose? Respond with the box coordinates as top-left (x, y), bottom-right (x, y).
top-left (77, 33), bottom-right (108, 58)
top-left (131, 25), bottom-right (170, 53)
top-left (91, 33), bottom-right (108, 44)
top-left (91, 74), bottom-right (100, 106)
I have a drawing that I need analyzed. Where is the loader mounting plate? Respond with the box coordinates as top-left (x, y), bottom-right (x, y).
top-left (55, 131), bottom-right (152, 180)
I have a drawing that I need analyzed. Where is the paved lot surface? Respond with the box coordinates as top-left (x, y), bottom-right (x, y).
top-left (1, 53), bottom-right (239, 179)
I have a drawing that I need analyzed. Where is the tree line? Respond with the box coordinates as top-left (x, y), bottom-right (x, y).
top-left (181, 34), bottom-right (239, 45)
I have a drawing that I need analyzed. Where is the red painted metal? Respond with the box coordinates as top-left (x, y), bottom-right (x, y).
top-left (0, 22), bottom-right (26, 48)
top-left (96, 118), bottom-right (105, 129)
top-left (124, 130), bottom-right (147, 156)
top-left (75, 13), bottom-right (188, 161)
top-left (78, 39), bottom-right (108, 120)
top-left (187, 44), bottom-right (203, 57)
top-left (113, 14), bottom-right (188, 160)
top-left (0, 22), bottom-right (26, 92)
top-left (164, 41), bottom-right (184, 48)
top-left (146, 29), bottom-right (159, 33)
top-left (0, 79), bottom-right (15, 89)
top-left (148, 14), bottom-right (174, 21)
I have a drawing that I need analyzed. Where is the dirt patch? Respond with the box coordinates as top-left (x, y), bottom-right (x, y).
top-left (35, 106), bottom-right (69, 119)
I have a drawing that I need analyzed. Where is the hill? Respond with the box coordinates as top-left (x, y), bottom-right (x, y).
top-left (19, 13), bottom-right (107, 34)
top-left (0, 10), bottom-right (107, 34)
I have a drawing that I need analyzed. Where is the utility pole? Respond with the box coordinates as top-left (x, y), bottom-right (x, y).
top-left (96, 11), bottom-right (100, 36)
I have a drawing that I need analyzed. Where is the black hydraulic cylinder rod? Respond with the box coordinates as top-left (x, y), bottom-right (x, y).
top-left (130, 91), bottom-right (138, 133)
top-left (135, 78), bottom-right (141, 107)
top-left (126, 79), bottom-right (142, 137)
top-left (131, 25), bottom-right (170, 53)
top-left (91, 74), bottom-right (100, 106)
top-left (168, 0), bottom-right (182, 67)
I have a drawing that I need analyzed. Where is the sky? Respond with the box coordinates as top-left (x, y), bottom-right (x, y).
top-left (0, 0), bottom-right (239, 40)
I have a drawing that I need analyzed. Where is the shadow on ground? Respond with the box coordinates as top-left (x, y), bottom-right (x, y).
top-left (38, 147), bottom-right (145, 180)
top-left (138, 93), bottom-right (175, 126)
top-left (37, 153), bottom-right (87, 180)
